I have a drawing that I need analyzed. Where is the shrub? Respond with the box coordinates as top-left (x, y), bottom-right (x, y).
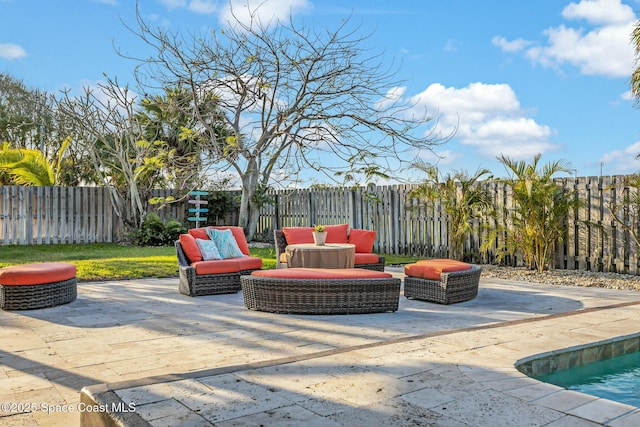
top-left (127, 212), bottom-right (187, 246)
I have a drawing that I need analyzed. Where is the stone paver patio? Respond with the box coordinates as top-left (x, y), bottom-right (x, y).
top-left (1, 267), bottom-right (640, 426)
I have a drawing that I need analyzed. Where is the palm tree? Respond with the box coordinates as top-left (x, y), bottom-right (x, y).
top-left (631, 20), bottom-right (640, 163)
top-left (496, 154), bottom-right (580, 272)
top-left (0, 138), bottom-right (69, 186)
top-left (410, 162), bottom-right (493, 261)
top-left (631, 20), bottom-right (640, 102)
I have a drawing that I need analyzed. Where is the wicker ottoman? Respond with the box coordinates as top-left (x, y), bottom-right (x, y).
top-left (404, 259), bottom-right (481, 304)
top-left (0, 262), bottom-right (77, 310)
top-left (241, 268), bottom-right (401, 314)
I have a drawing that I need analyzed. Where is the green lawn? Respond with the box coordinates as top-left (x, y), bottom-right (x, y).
top-left (0, 243), bottom-right (421, 282)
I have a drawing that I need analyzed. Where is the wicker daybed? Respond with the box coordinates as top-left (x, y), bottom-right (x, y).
top-left (404, 260), bottom-right (482, 305)
top-left (241, 268), bottom-right (401, 314)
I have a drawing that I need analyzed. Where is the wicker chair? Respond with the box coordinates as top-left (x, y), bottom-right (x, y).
top-left (404, 265), bottom-right (482, 305)
top-left (273, 229), bottom-right (385, 271)
top-left (175, 241), bottom-right (259, 296)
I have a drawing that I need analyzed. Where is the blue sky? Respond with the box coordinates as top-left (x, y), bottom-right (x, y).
top-left (2, 0), bottom-right (640, 182)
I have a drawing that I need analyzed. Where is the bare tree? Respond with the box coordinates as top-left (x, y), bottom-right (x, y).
top-left (125, 5), bottom-right (443, 238)
top-left (0, 73), bottom-right (59, 153)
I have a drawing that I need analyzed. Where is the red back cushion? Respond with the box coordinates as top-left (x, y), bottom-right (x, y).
top-left (188, 227), bottom-right (209, 240)
top-left (179, 233), bottom-right (203, 262)
top-left (211, 226), bottom-right (250, 256)
top-left (349, 229), bottom-right (376, 253)
top-left (325, 224), bottom-right (349, 243)
top-left (282, 227), bottom-right (314, 244)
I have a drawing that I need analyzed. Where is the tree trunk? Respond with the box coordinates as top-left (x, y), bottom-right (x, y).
top-left (238, 161), bottom-right (259, 240)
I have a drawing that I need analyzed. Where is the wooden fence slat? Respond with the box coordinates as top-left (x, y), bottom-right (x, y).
top-left (588, 176), bottom-right (601, 271)
top-left (600, 177), bottom-right (610, 272)
top-left (2, 187), bottom-right (9, 244)
top-left (575, 177), bottom-right (588, 271)
top-left (614, 177), bottom-right (627, 273)
top-left (564, 177), bottom-right (577, 270)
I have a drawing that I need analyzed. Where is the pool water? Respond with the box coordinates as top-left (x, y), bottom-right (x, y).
top-left (535, 351), bottom-right (640, 407)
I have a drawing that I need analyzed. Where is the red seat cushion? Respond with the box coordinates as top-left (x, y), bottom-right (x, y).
top-left (0, 262), bottom-right (76, 286)
top-left (251, 268), bottom-right (392, 279)
top-left (354, 253), bottom-right (381, 265)
top-left (404, 259), bottom-right (472, 280)
top-left (192, 259), bottom-right (243, 275)
top-left (235, 256), bottom-right (263, 271)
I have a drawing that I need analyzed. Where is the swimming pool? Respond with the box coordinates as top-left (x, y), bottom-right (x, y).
top-left (534, 350), bottom-right (640, 407)
top-left (516, 332), bottom-right (640, 407)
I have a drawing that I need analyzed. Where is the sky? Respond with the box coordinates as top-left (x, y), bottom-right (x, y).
top-left (2, 0), bottom-right (640, 184)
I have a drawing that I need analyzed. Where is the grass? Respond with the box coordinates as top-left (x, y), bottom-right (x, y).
top-left (0, 243), bottom-right (422, 282)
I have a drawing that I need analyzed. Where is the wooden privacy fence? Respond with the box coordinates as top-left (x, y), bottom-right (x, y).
top-left (255, 176), bottom-right (640, 275)
top-left (0, 186), bottom-right (184, 245)
top-left (258, 185), bottom-right (451, 257)
top-left (2, 176), bottom-right (640, 275)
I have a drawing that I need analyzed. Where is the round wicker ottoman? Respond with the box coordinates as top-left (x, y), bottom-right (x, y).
top-left (0, 262), bottom-right (77, 310)
top-left (241, 268), bottom-right (401, 314)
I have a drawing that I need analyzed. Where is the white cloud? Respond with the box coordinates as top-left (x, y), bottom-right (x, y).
top-left (377, 86), bottom-right (407, 110)
top-left (526, 22), bottom-right (634, 77)
top-left (158, 0), bottom-right (188, 9)
top-left (443, 38), bottom-right (462, 52)
top-left (417, 149), bottom-right (463, 166)
top-left (495, 0), bottom-right (636, 78)
top-left (158, 0), bottom-right (215, 13)
top-left (491, 36), bottom-right (532, 53)
top-left (406, 82), bottom-right (559, 161)
top-left (562, 0), bottom-right (635, 25)
top-left (600, 141), bottom-right (640, 173)
top-left (0, 43), bottom-right (27, 60)
top-left (220, 0), bottom-right (311, 27)
top-left (189, 0), bottom-right (217, 14)
top-left (157, 0), bottom-right (309, 19)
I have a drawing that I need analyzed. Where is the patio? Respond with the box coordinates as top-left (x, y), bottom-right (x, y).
top-left (1, 268), bottom-right (640, 426)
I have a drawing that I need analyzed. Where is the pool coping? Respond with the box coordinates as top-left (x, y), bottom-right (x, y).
top-left (516, 331), bottom-right (640, 378)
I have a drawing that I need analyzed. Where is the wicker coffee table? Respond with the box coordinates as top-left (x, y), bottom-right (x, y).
top-left (241, 268), bottom-right (401, 314)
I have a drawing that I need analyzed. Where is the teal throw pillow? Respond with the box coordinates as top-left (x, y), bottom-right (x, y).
top-left (206, 228), bottom-right (245, 259)
top-left (196, 238), bottom-right (223, 260)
